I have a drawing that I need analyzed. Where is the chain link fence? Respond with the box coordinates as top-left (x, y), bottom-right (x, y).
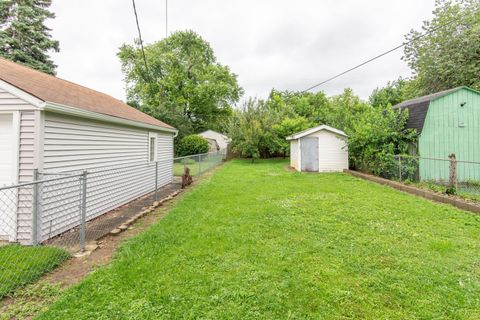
top-left (173, 149), bottom-right (227, 178)
top-left (389, 155), bottom-right (480, 201)
top-left (0, 150), bottom-right (226, 298)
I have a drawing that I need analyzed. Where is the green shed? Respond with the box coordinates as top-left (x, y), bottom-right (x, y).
top-left (393, 86), bottom-right (480, 182)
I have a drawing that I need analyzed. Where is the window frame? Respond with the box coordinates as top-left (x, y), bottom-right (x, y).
top-left (148, 132), bottom-right (158, 162)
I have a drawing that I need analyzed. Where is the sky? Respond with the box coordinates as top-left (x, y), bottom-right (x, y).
top-left (47, 0), bottom-right (436, 103)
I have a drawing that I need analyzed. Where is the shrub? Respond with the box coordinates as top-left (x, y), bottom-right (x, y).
top-left (176, 135), bottom-right (209, 157)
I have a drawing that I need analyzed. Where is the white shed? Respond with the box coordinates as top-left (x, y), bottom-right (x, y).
top-left (0, 58), bottom-right (177, 244)
top-left (286, 125), bottom-right (348, 172)
top-left (198, 130), bottom-right (230, 150)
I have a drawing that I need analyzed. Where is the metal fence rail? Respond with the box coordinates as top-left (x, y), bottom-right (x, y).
top-left (173, 149), bottom-right (227, 178)
top-left (0, 149), bottom-right (226, 298)
top-left (391, 154), bottom-right (480, 200)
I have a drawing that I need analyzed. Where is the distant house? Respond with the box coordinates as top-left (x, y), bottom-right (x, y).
top-left (0, 58), bottom-right (176, 244)
top-left (204, 138), bottom-right (220, 152)
top-left (198, 130), bottom-right (230, 151)
top-left (393, 86), bottom-right (480, 181)
top-left (286, 125), bottom-right (348, 172)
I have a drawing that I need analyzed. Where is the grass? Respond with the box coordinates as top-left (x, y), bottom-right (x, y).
top-left (0, 245), bottom-right (69, 298)
top-left (0, 281), bottom-right (64, 320)
top-left (39, 159), bottom-right (480, 319)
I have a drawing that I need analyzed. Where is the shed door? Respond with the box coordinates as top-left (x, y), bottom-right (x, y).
top-left (301, 137), bottom-right (318, 172)
top-left (0, 114), bottom-right (16, 240)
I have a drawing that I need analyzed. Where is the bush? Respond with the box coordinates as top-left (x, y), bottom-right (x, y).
top-left (176, 135), bottom-right (209, 157)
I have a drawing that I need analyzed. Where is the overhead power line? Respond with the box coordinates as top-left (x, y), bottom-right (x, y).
top-left (131, 0), bottom-right (150, 78)
top-left (301, 17), bottom-right (463, 93)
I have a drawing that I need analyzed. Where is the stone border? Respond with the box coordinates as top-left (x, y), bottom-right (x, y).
top-left (109, 189), bottom-right (183, 236)
top-left (345, 170), bottom-right (480, 214)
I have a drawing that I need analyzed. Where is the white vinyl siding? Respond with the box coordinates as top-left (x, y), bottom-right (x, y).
top-left (308, 130), bottom-right (348, 172)
top-left (290, 139), bottom-right (299, 170)
top-left (16, 111), bottom-right (36, 243)
top-left (36, 112), bottom-right (174, 241)
top-left (0, 87), bottom-right (32, 108)
top-left (0, 86), bottom-right (37, 243)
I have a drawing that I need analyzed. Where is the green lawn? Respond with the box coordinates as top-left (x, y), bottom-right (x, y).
top-left (0, 245), bottom-right (69, 298)
top-left (39, 159), bottom-right (480, 319)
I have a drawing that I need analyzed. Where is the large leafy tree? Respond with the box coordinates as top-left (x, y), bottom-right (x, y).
top-left (369, 77), bottom-right (420, 108)
top-left (403, 0), bottom-right (480, 94)
top-left (0, 0), bottom-right (59, 75)
top-left (118, 30), bottom-right (243, 137)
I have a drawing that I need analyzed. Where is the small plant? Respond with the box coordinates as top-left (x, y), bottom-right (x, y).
top-left (445, 185), bottom-right (457, 196)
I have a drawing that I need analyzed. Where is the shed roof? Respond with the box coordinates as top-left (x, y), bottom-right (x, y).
top-left (392, 86), bottom-right (479, 133)
top-left (286, 125), bottom-right (347, 141)
top-left (0, 58), bottom-right (174, 131)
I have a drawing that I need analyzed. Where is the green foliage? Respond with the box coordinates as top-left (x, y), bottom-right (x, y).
top-left (0, 0), bottom-right (59, 75)
top-left (176, 134), bottom-right (209, 157)
top-left (228, 99), bottom-right (277, 162)
top-left (445, 185), bottom-right (457, 195)
top-left (369, 77), bottom-right (420, 108)
top-left (39, 160), bottom-right (480, 319)
top-left (118, 30), bottom-right (243, 138)
top-left (0, 244), bottom-right (69, 298)
top-left (403, 0), bottom-right (480, 94)
top-left (272, 116), bottom-right (314, 157)
top-left (348, 106), bottom-right (417, 176)
top-left (229, 87), bottom-right (415, 176)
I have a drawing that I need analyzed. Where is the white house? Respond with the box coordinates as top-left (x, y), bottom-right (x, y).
top-left (286, 125), bottom-right (348, 172)
top-left (0, 58), bottom-right (177, 244)
top-left (198, 130), bottom-right (230, 150)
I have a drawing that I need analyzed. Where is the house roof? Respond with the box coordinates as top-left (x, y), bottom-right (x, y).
top-left (392, 86), bottom-right (480, 133)
top-left (286, 125), bottom-right (347, 140)
top-left (0, 58), bottom-right (174, 131)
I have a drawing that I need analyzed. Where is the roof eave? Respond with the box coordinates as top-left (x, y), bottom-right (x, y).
top-left (42, 102), bottom-right (178, 134)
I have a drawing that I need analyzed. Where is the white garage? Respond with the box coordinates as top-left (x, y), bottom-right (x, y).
top-left (286, 125), bottom-right (348, 172)
top-left (0, 57), bottom-right (177, 244)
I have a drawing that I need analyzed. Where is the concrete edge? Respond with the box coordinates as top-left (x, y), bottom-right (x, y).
top-left (344, 169), bottom-right (480, 215)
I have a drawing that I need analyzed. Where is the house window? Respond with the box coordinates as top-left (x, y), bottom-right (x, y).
top-left (148, 132), bottom-right (158, 162)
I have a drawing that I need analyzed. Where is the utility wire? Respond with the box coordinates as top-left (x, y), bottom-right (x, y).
top-left (131, 0), bottom-right (150, 79)
top-left (302, 17), bottom-right (463, 93)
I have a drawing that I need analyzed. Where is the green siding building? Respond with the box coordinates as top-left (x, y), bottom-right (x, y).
top-left (394, 87), bottom-right (480, 182)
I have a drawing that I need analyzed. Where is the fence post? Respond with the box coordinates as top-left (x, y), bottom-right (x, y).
top-left (155, 161), bottom-right (159, 201)
top-left (79, 170), bottom-right (87, 251)
top-left (198, 154), bottom-right (201, 177)
top-left (398, 156), bottom-right (402, 182)
top-left (32, 169), bottom-right (39, 246)
top-left (449, 153), bottom-right (457, 191)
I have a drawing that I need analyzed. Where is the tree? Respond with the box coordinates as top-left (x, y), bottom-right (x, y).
top-left (272, 117), bottom-right (314, 157)
top-left (325, 88), bottom-right (370, 133)
top-left (228, 99), bottom-right (281, 162)
top-left (403, 0), bottom-right (480, 94)
top-left (0, 0), bottom-right (59, 75)
top-left (369, 77), bottom-right (420, 108)
top-left (118, 30), bottom-right (243, 138)
top-left (348, 106), bottom-right (417, 176)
